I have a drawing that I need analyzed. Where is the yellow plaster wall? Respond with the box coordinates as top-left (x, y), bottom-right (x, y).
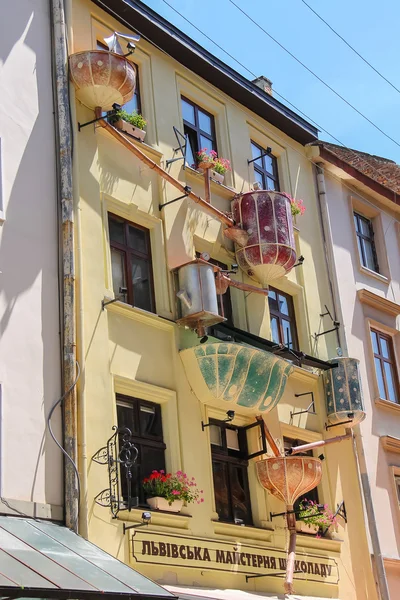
top-left (70, 1), bottom-right (377, 598)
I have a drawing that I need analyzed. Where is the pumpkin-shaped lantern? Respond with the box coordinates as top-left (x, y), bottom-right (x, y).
top-left (69, 50), bottom-right (136, 111)
top-left (227, 191), bottom-right (296, 286)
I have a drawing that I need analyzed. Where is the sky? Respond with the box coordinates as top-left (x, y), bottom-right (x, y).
top-left (139, 0), bottom-right (400, 163)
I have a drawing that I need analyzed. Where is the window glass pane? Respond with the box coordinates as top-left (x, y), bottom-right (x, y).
top-left (181, 98), bottom-right (195, 124)
top-left (282, 320), bottom-right (293, 348)
top-left (210, 425), bottom-right (222, 446)
top-left (123, 93), bottom-right (140, 115)
top-left (356, 235), bottom-right (365, 266)
top-left (199, 135), bottom-right (213, 153)
top-left (139, 403), bottom-right (162, 438)
top-left (226, 428), bottom-right (240, 451)
top-left (140, 445), bottom-right (166, 504)
top-left (229, 464), bottom-right (251, 525)
top-left (267, 177), bottom-right (276, 190)
top-left (278, 294), bottom-right (289, 315)
top-left (363, 239), bottom-right (377, 271)
top-left (117, 402), bottom-right (136, 433)
top-left (251, 143), bottom-right (263, 167)
top-left (268, 292), bottom-right (279, 312)
top-left (263, 154), bottom-right (273, 173)
top-left (374, 358), bottom-right (386, 399)
top-left (353, 213), bottom-right (360, 233)
top-left (371, 331), bottom-right (379, 354)
top-left (380, 337), bottom-right (390, 359)
top-left (198, 110), bottom-right (212, 134)
top-left (109, 218), bottom-right (125, 244)
top-left (360, 217), bottom-right (371, 236)
top-left (270, 317), bottom-right (280, 344)
top-left (128, 225), bottom-right (147, 253)
top-left (396, 477), bottom-right (400, 503)
top-left (184, 125), bottom-right (196, 167)
top-left (111, 249), bottom-right (127, 302)
top-left (212, 461), bottom-right (230, 521)
top-left (383, 362), bottom-right (398, 403)
top-left (254, 169), bottom-right (264, 188)
top-left (131, 256), bottom-right (152, 312)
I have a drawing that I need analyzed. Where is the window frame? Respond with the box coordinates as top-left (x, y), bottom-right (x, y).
top-left (108, 213), bottom-right (156, 313)
top-left (353, 212), bottom-right (380, 273)
top-left (268, 286), bottom-right (298, 350)
top-left (181, 96), bottom-right (217, 165)
top-left (116, 394), bottom-right (166, 506)
top-left (209, 419), bottom-right (253, 525)
top-left (371, 328), bottom-right (399, 404)
top-left (250, 140), bottom-right (280, 191)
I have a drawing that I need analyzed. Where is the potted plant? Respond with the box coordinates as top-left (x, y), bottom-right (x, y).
top-left (196, 148), bottom-right (216, 171)
top-left (296, 498), bottom-right (337, 537)
top-left (143, 470), bottom-right (204, 513)
top-left (110, 109), bottom-right (147, 142)
top-left (280, 192), bottom-right (306, 217)
top-left (211, 156), bottom-right (231, 184)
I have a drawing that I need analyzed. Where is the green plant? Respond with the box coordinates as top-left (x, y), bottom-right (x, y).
top-left (297, 499), bottom-right (337, 536)
top-left (212, 157), bottom-right (231, 175)
top-left (143, 470), bottom-right (204, 505)
top-left (280, 192), bottom-right (306, 216)
top-left (114, 109), bottom-right (147, 130)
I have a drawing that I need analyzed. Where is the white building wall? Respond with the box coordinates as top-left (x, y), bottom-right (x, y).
top-left (0, 1), bottom-right (62, 515)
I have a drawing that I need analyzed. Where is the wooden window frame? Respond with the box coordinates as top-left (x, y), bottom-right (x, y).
top-left (181, 96), bottom-right (217, 164)
top-left (210, 419), bottom-right (253, 525)
top-left (354, 212), bottom-right (380, 273)
top-left (371, 328), bottom-right (399, 403)
top-left (116, 394), bottom-right (166, 506)
top-left (108, 213), bottom-right (156, 313)
top-left (268, 286), bottom-right (298, 350)
top-left (250, 140), bottom-right (280, 191)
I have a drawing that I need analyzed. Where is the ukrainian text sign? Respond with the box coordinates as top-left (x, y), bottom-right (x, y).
top-left (129, 531), bottom-right (338, 585)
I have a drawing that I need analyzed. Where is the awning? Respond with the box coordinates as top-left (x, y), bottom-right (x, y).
top-left (0, 516), bottom-right (174, 600)
top-left (165, 585), bottom-right (339, 600)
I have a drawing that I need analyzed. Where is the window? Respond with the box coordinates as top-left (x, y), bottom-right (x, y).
top-left (108, 213), bottom-right (155, 313)
top-left (117, 395), bottom-right (166, 505)
top-left (181, 97), bottom-right (216, 167)
top-left (196, 253), bottom-right (233, 325)
top-left (395, 475), bottom-right (400, 505)
top-left (250, 141), bottom-right (279, 191)
top-left (210, 420), bottom-right (252, 525)
top-left (268, 287), bottom-right (298, 350)
top-left (283, 437), bottom-right (319, 509)
top-left (371, 329), bottom-right (399, 403)
top-left (354, 213), bottom-right (379, 273)
top-left (97, 40), bottom-right (141, 116)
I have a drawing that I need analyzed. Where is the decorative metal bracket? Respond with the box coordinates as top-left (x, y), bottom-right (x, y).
top-left (290, 392), bottom-right (315, 421)
top-left (325, 413), bottom-right (354, 430)
top-left (166, 126), bottom-right (189, 167)
top-left (78, 103), bottom-right (121, 132)
top-left (314, 304), bottom-right (340, 340)
top-left (159, 186), bottom-right (191, 210)
top-left (321, 500), bottom-right (346, 537)
top-left (270, 504), bottom-right (326, 520)
top-left (92, 426), bottom-right (139, 518)
top-left (271, 343), bottom-right (305, 367)
top-left (293, 255), bottom-right (305, 268)
top-left (247, 147), bottom-right (272, 165)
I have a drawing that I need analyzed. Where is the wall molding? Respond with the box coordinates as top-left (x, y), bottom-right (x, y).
top-left (358, 289), bottom-right (400, 317)
top-left (381, 435), bottom-right (400, 453)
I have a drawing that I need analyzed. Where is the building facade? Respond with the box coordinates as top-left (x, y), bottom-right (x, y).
top-left (0, 0), bottom-right (63, 520)
top-left (68, 1), bottom-right (379, 598)
top-left (310, 141), bottom-right (400, 598)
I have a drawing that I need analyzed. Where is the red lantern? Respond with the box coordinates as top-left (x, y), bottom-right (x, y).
top-left (230, 191), bottom-right (297, 286)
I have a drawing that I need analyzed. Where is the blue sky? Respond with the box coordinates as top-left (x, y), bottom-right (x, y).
top-left (140, 0), bottom-right (400, 163)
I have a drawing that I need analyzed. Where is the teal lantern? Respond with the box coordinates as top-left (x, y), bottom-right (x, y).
top-left (323, 357), bottom-right (366, 427)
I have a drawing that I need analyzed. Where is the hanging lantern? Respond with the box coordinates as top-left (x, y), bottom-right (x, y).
top-left (227, 191), bottom-right (297, 286)
top-left (69, 50), bottom-right (136, 111)
top-left (323, 357), bottom-right (366, 428)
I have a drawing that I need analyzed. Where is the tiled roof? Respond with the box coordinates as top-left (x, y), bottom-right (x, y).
top-left (311, 141), bottom-right (400, 196)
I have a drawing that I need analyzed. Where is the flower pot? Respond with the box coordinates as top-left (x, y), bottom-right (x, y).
top-left (211, 170), bottom-right (224, 184)
top-left (146, 496), bottom-right (183, 513)
top-left (114, 119), bottom-right (146, 142)
top-left (197, 160), bottom-right (214, 171)
top-left (296, 521), bottom-right (320, 535)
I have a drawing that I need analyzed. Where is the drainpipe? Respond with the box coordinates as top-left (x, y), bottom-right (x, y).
top-left (50, 0), bottom-right (78, 532)
top-left (315, 164), bottom-right (390, 600)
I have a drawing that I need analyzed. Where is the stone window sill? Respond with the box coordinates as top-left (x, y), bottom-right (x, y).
top-left (212, 519), bottom-right (273, 543)
top-left (375, 397), bottom-right (400, 414)
top-left (185, 165), bottom-right (236, 200)
top-left (118, 507), bottom-right (191, 531)
top-left (359, 265), bottom-right (390, 285)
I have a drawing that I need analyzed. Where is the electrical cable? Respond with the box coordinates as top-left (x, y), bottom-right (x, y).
top-left (159, 0), bottom-right (400, 194)
top-left (299, 0), bottom-right (400, 97)
top-left (47, 361), bottom-right (81, 515)
top-left (226, 0), bottom-right (400, 150)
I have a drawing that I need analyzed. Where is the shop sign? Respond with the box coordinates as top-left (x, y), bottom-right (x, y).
top-left (129, 530), bottom-right (339, 585)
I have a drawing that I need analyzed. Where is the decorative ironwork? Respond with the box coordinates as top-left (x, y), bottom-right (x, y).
top-left (92, 426), bottom-right (139, 518)
top-left (166, 126), bottom-right (188, 167)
